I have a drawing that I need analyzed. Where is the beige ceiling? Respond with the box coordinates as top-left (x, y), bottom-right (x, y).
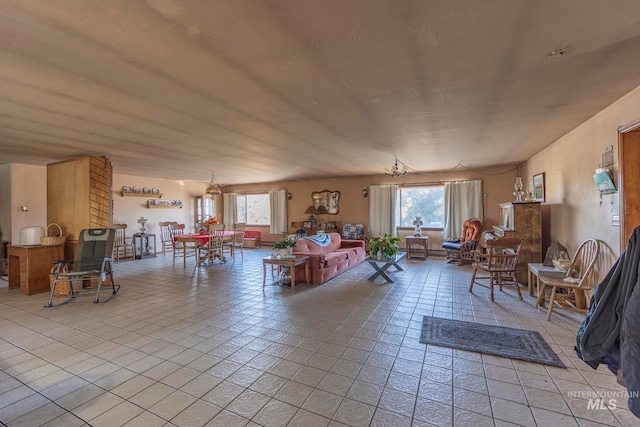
top-left (2, 0), bottom-right (640, 185)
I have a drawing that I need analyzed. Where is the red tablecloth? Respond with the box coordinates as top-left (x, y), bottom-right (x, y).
top-left (174, 231), bottom-right (236, 246)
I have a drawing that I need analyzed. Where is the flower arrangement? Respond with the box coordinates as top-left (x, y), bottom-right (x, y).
top-left (368, 234), bottom-right (402, 259)
top-left (206, 217), bottom-right (219, 225)
top-left (273, 236), bottom-right (297, 249)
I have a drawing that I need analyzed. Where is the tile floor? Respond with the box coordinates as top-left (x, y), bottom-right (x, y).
top-left (0, 249), bottom-right (635, 426)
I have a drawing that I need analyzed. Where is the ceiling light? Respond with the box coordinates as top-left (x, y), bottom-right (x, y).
top-left (384, 156), bottom-right (408, 177)
top-left (547, 47), bottom-right (568, 58)
top-left (205, 170), bottom-right (222, 198)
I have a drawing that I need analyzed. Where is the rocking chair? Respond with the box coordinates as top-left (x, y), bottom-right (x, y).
top-left (46, 228), bottom-right (119, 307)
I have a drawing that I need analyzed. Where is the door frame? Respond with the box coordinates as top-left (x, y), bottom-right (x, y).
top-left (618, 118), bottom-right (640, 251)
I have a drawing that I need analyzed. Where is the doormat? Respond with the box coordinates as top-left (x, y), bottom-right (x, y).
top-left (420, 316), bottom-right (566, 368)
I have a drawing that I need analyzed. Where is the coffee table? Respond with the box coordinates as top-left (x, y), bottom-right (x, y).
top-left (262, 255), bottom-right (310, 290)
top-left (366, 252), bottom-right (406, 283)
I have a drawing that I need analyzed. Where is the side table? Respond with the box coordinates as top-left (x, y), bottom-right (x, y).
top-left (133, 234), bottom-right (156, 259)
top-left (7, 244), bottom-right (64, 295)
top-left (406, 236), bottom-right (429, 260)
top-left (263, 255), bottom-right (310, 290)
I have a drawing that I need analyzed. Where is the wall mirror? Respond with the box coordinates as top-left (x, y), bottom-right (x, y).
top-left (312, 190), bottom-right (340, 214)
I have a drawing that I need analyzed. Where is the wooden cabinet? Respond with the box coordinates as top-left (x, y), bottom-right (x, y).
top-left (8, 244), bottom-right (64, 295)
top-left (493, 202), bottom-right (542, 284)
top-left (47, 156), bottom-right (112, 259)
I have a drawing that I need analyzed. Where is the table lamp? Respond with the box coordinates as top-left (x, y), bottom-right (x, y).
top-left (413, 217), bottom-right (423, 236)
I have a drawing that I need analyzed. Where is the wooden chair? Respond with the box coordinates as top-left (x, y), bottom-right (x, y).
top-left (469, 236), bottom-right (523, 301)
top-left (200, 224), bottom-right (226, 264)
top-left (223, 222), bottom-right (246, 260)
top-left (536, 239), bottom-right (599, 320)
top-left (159, 221), bottom-right (177, 255)
top-left (170, 223), bottom-right (198, 267)
top-left (112, 224), bottom-right (134, 262)
top-left (442, 218), bottom-right (483, 265)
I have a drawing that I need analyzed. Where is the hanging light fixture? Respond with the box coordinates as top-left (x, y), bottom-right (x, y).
top-left (384, 156), bottom-right (408, 177)
top-left (205, 170), bottom-right (222, 198)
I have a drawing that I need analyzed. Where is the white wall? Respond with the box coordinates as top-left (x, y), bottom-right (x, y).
top-left (10, 164), bottom-right (47, 243)
top-left (0, 164), bottom-right (11, 242)
top-left (522, 84), bottom-right (640, 279)
top-left (112, 174), bottom-right (213, 236)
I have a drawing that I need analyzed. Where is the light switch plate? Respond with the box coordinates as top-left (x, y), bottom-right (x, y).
top-left (613, 215), bottom-right (620, 226)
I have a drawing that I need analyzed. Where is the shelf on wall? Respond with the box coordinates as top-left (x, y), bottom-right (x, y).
top-left (121, 192), bottom-right (163, 198)
top-left (146, 204), bottom-right (182, 209)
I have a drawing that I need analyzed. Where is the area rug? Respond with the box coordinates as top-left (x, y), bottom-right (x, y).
top-left (420, 316), bottom-right (566, 368)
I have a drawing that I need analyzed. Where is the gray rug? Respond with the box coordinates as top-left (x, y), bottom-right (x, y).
top-left (420, 316), bottom-right (566, 368)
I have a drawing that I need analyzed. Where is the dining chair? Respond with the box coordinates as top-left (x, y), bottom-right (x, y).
top-left (112, 224), bottom-right (134, 262)
top-left (159, 221), bottom-right (177, 255)
top-left (536, 238), bottom-right (600, 320)
top-left (170, 223), bottom-right (198, 267)
top-left (223, 222), bottom-right (246, 260)
top-left (200, 224), bottom-right (226, 265)
top-left (469, 236), bottom-right (523, 301)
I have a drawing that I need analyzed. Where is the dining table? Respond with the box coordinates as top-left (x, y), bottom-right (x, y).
top-left (174, 231), bottom-right (238, 246)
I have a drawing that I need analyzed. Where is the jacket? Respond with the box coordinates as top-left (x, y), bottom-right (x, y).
top-left (576, 225), bottom-right (640, 417)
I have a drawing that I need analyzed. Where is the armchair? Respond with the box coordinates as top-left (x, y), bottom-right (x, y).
top-left (442, 219), bottom-right (483, 264)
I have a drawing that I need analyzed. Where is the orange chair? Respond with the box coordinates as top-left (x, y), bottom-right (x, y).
top-left (442, 219), bottom-right (483, 265)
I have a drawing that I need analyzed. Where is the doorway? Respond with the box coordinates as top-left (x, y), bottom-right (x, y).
top-left (618, 119), bottom-right (640, 250)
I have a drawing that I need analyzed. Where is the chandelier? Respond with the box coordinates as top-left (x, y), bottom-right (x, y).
top-left (384, 156), bottom-right (408, 177)
top-left (205, 170), bottom-right (222, 198)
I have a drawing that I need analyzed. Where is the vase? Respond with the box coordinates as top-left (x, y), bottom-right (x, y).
top-left (278, 248), bottom-right (292, 258)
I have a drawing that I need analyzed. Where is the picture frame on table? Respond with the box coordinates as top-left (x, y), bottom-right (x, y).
top-left (533, 172), bottom-right (545, 202)
top-left (302, 221), bottom-right (312, 230)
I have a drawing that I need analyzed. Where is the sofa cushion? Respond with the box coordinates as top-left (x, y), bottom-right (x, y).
top-left (323, 252), bottom-right (348, 267)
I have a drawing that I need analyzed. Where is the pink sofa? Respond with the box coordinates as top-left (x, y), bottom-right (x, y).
top-left (293, 232), bottom-right (366, 285)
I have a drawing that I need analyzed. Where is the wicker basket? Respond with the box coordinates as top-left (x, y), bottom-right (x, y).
top-left (50, 264), bottom-right (71, 296)
top-left (41, 223), bottom-right (66, 246)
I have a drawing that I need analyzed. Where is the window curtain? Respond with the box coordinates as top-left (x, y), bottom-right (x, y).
top-left (369, 184), bottom-right (398, 237)
top-left (223, 193), bottom-right (237, 229)
top-left (269, 189), bottom-right (288, 234)
top-left (443, 180), bottom-right (483, 239)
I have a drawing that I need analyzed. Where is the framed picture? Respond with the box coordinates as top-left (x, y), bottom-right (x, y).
top-left (302, 221), bottom-right (312, 230)
top-left (533, 172), bottom-right (545, 202)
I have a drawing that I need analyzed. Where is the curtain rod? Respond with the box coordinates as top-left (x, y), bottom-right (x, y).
top-left (400, 178), bottom-right (481, 187)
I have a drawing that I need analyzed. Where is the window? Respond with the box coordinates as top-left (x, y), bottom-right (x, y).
top-left (237, 193), bottom-right (270, 225)
top-left (195, 196), bottom-right (216, 224)
top-left (396, 186), bottom-right (444, 228)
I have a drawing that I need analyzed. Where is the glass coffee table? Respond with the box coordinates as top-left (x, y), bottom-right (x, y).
top-left (366, 252), bottom-right (406, 283)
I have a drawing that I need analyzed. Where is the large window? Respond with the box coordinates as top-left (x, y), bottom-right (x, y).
top-left (237, 193), bottom-right (270, 225)
top-left (396, 186), bottom-right (444, 228)
top-left (195, 196), bottom-right (216, 224)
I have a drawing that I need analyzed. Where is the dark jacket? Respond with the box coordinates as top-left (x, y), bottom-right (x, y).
top-left (576, 226), bottom-right (640, 417)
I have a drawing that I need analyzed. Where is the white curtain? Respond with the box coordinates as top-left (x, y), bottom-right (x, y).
top-left (223, 193), bottom-right (237, 229)
top-left (443, 180), bottom-right (483, 239)
top-left (369, 184), bottom-right (398, 237)
top-left (269, 189), bottom-right (288, 234)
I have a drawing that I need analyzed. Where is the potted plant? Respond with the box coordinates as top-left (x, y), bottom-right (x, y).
top-left (368, 234), bottom-right (402, 260)
top-left (273, 236), bottom-right (297, 258)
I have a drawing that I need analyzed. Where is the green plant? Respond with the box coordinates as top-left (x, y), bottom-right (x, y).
top-left (368, 234), bottom-right (402, 258)
top-left (273, 236), bottom-right (297, 249)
